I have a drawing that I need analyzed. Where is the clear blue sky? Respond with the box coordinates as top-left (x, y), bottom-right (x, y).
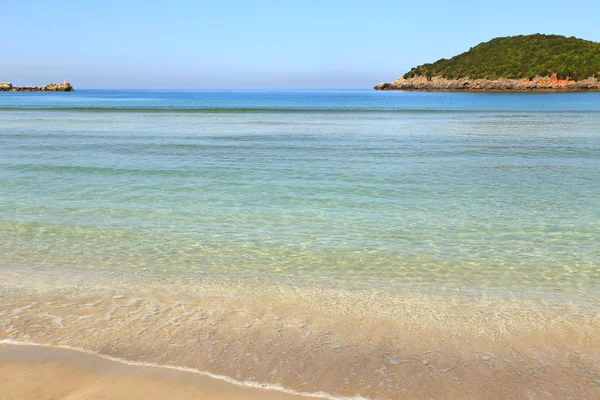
top-left (3, 0), bottom-right (599, 89)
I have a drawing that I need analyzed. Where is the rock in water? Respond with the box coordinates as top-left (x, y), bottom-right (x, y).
top-left (0, 81), bottom-right (74, 92)
top-left (42, 81), bottom-right (74, 92)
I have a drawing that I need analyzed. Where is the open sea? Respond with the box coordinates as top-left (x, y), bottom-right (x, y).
top-left (1, 90), bottom-right (599, 399)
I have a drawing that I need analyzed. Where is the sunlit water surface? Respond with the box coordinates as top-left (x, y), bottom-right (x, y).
top-left (1, 90), bottom-right (599, 399)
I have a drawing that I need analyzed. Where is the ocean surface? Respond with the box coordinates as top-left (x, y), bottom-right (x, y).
top-left (1, 90), bottom-right (599, 399)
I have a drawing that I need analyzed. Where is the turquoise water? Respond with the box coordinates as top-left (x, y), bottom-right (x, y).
top-left (1, 90), bottom-right (599, 298)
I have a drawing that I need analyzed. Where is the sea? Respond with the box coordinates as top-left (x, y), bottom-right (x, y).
top-left (1, 89), bottom-right (599, 399)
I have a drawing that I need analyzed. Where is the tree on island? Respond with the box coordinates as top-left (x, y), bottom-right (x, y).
top-left (402, 34), bottom-right (600, 82)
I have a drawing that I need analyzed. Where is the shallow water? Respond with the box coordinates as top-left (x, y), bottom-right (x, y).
top-left (1, 90), bottom-right (599, 398)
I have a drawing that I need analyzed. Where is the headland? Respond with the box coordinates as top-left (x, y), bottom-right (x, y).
top-left (375, 34), bottom-right (600, 92)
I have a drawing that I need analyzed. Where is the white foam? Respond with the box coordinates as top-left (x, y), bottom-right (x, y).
top-left (11, 303), bottom-right (35, 314)
top-left (34, 312), bottom-right (67, 328)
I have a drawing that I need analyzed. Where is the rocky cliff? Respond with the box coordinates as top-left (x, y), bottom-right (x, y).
top-left (374, 76), bottom-right (600, 92)
top-left (0, 81), bottom-right (74, 92)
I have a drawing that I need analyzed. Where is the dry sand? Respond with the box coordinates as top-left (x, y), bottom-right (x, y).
top-left (0, 343), bottom-right (314, 400)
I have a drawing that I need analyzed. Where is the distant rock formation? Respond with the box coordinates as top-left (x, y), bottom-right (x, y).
top-left (374, 76), bottom-right (600, 92)
top-left (0, 81), bottom-right (74, 92)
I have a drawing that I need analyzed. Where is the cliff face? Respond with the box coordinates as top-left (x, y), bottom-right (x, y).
top-left (374, 76), bottom-right (600, 92)
top-left (0, 81), bottom-right (74, 92)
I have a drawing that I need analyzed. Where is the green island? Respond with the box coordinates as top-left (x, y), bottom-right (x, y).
top-left (375, 34), bottom-right (600, 91)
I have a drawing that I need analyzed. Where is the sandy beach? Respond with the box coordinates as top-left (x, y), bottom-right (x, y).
top-left (2, 265), bottom-right (600, 399)
top-left (0, 343), bottom-right (314, 400)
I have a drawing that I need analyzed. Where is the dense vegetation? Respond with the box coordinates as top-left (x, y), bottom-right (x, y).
top-left (403, 34), bottom-right (600, 81)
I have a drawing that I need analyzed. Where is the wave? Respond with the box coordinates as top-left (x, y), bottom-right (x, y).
top-left (0, 106), bottom-right (560, 113)
top-left (5, 163), bottom-right (201, 176)
top-left (0, 339), bottom-right (368, 400)
top-left (0, 106), bottom-right (478, 113)
top-left (2, 107), bottom-right (598, 115)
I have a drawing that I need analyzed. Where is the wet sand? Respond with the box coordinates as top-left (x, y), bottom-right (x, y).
top-left (1, 266), bottom-right (600, 399)
top-left (0, 344), bottom-right (313, 400)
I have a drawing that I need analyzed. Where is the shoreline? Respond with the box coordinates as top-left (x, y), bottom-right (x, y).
top-left (0, 342), bottom-right (330, 400)
top-left (2, 264), bottom-right (599, 399)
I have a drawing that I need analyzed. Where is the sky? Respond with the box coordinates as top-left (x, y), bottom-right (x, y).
top-left (2, 0), bottom-right (600, 89)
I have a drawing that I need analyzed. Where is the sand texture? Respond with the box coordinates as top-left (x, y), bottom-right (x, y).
top-left (0, 344), bottom-right (311, 400)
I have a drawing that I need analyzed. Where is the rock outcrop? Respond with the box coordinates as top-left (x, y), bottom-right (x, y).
top-left (374, 76), bottom-right (600, 92)
top-left (0, 81), bottom-right (74, 92)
